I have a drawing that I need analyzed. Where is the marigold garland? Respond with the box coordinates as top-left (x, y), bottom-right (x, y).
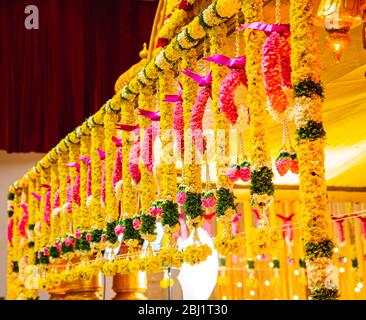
top-left (121, 99), bottom-right (138, 218)
top-left (290, 0), bottom-right (337, 299)
top-left (75, 123), bottom-right (91, 233)
top-left (104, 101), bottom-right (120, 224)
top-left (90, 111), bottom-right (106, 230)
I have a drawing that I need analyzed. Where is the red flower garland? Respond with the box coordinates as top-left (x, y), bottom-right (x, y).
top-left (219, 69), bottom-right (248, 124)
top-left (190, 86), bottom-right (211, 154)
top-left (129, 137), bottom-right (141, 185)
top-left (262, 31), bottom-right (292, 117)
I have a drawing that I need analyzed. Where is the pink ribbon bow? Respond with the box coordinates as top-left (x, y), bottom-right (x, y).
top-left (116, 124), bottom-right (140, 134)
top-left (276, 213), bottom-right (295, 242)
top-left (182, 69), bottom-right (212, 87)
top-left (112, 136), bottom-right (122, 147)
top-left (31, 192), bottom-right (41, 202)
top-left (164, 83), bottom-right (183, 103)
top-left (331, 215), bottom-right (348, 244)
top-left (97, 149), bottom-right (106, 161)
top-left (65, 162), bottom-right (80, 171)
top-left (79, 155), bottom-right (91, 165)
top-left (203, 54), bottom-right (246, 69)
top-left (239, 22), bottom-right (291, 37)
top-left (137, 108), bottom-right (161, 121)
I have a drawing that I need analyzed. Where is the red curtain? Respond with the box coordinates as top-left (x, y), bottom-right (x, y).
top-left (0, 0), bottom-right (157, 153)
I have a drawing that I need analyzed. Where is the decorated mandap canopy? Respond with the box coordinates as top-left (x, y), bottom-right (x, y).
top-left (6, 0), bottom-right (366, 300)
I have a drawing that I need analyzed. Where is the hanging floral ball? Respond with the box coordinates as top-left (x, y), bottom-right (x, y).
top-left (114, 224), bottom-right (125, 237)
top-left (275, 151), bottom-right (293, 176)
top-left (176, 191), bottom-right (187, 205)
top-left (226, 165), bottom-right (241, 182)
top-left (132, 218), bottom-right (141, 231)
top-left (239, 161), bottom-right (251, 182)
top-left (290, 153), bottom-right (299, 175)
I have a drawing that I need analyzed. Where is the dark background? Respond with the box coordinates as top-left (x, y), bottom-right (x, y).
top-left (0, 0), bottom-right (158, 153)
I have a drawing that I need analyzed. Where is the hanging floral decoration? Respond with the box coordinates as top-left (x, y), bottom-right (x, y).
top-left (129, 137), bottom-right (141, 187)
top-left (204, 54), bottom-right (247, 124)
top-left (182, 69), bottom-right (212, 154)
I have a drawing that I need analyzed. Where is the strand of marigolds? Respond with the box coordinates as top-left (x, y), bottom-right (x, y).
top-left (119, 97), bottom-right (142, 253)
top-left (290, 0), bottom-right (338, 300)
top-left (90, 110), bottom-right (106, 235)
top-left (241, 0), bottom-right (281, 256)
top-left (27, 169), bottom-right (37, 265)
top-left (104, 98), bottom-right (121, 248)
top-left (56, 140), bottom-right (70, 236)
top-left (138, 87), bottom-right (157, 248)
top-left (49, 160), bottom-right (59, 244)
top-left (67, 131), bottom-right (81, 232)
top-left (78, 121), bottom-right (91, 231)
top-left (207, 24), bottom-right (243, 257)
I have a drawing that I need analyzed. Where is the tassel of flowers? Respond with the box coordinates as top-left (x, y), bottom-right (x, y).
top-left (67, 131), bottom-right (81, 232)
top-left (27, 168), bottom-right (38, 265)
top-left (241, 0), bottom-right (281, 255)
top-left (157, 68), bottom-right (183, 270)
top-left (104, 98), bottom-right (121, 248)
top-left (207, 24), bottom-right (243, 257)
top-left (90, 110), bottom-right (106, 236)
top-left (49, 160), bottom-right (60, 244)
top-left (56, 140), bottom-right (70, 236)
top-left (137, 88), bottom-right (157, 251)
top-left (78, 121), bottom-right (91, 231)
top-left (290, 0), bottom-right (338, 300)
top-left (39, 164), bottom-right (51, 251)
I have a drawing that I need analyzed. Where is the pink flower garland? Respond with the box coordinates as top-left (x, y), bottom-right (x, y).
top-left (53, 187), bottom-right (60, 209)
top-left (98, 149), bottom-right (106, 205)
top-left (8, 217), bottom-right (14, 245)
top-left (44, 185), bottom-right (52, 225)
top-left (173, 100), bottom-right (184, 155)
top-left (129, 137), bottom-right (141, 185)
top-left (80, 156), bottom-right (92, 197)
top-left (65, 176), bottom-right (72, 214)
top-left (190, 86), bottom-right (211, 154)
top-left (141, 123), bottom-right (159, 173)
top-left (112, 141), bottom-right (123, 189)
top-left (72, 174), bottom-right (81, 206)
top-left (219, 69), bottom-right (248, 124)
top-left (19, 204), bottom-right (29, 237)
top-left (262, 31), bottom-right (292, 116)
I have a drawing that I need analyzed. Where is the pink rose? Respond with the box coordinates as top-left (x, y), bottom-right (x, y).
top-left (64, 238), bottom-right (73, 247)
top-left (55, 242), bottom-right (62, 250)
top-left (43, 247), bottom-right (50, 256)
top-left (239, 166), bottom-right (251, 182)
top-left (85, 234), bottom-right (92, 242)
top-left (115, 225), bottom-right (125, 236)
top-left (202, 197), bottom-right (216, 209)
top-left (133, 219), bottom-right (141, 231)
top-left (75, 230), bottom-right (81, 239)
top-left (176, 191), bottom-right (187, 205)
top-left (226, 167), bottom-right (240, 182)
top-left (150, 207), bottom-right (162, 217)
top-left (101, 235), bottom-right (106, 242)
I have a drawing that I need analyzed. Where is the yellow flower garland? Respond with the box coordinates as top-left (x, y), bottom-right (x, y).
top-left (138, 88), bottom-right (156, 212)
top-left (90, 110), bottom-right (106, 229)
top-left (290, 0), bottom-right (337, 300)
top-left (39, 166), bottom-right (51, 248)
top-left (68, 131), bottom-right (81, 231)
top-left (105, 99), bottom-right (120, 223)
top-left (27, 169), bottom-right (37, 265)
top-left (78, 121), bottom-right (91, 230)
top-left (50, 162), bottom-right (60, 244)
top-left (159, 69), bottom-right (177, 199)
top-left (208, 24), bottom-right (231, 189)
top-left (33, 170), bottom-right (42, 253)
top-left (182, 48), bottom-right (201, 192)
top-left (121, 98), bottom-right (138, 218)
top-left (56, 140), bottom-right (70, 236)
top-left (242, 0), bottom-right (276, 253)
